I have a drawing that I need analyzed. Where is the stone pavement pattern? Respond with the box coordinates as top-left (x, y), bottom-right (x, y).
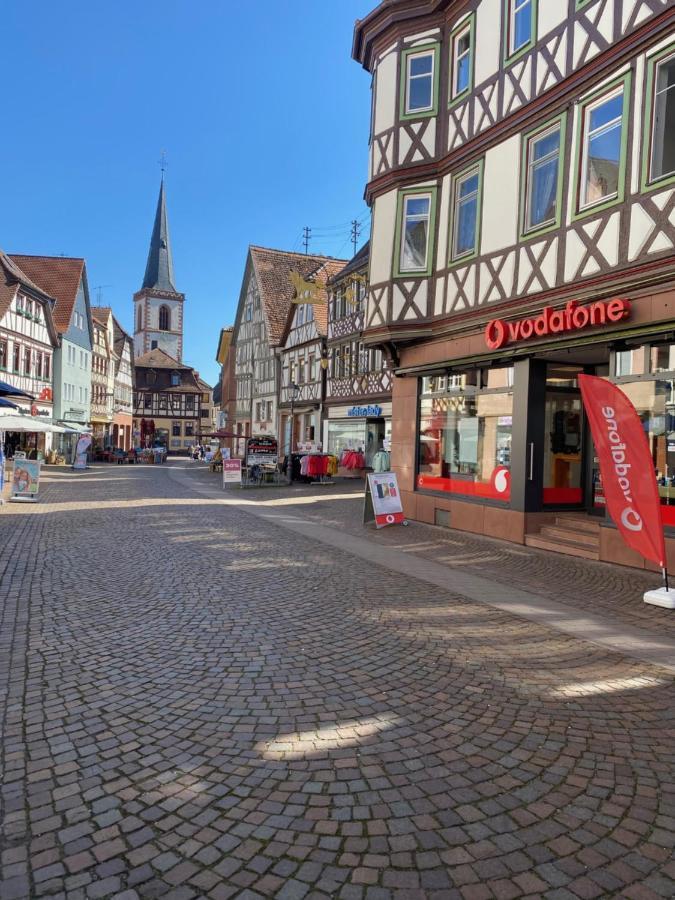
top-left (0, 463), bottom-right (674, 900)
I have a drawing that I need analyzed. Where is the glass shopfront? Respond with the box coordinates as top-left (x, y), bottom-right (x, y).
top-left (612, 342), bottom-right (675, 526)
top-left (417, 367), bottom-right (513, 501)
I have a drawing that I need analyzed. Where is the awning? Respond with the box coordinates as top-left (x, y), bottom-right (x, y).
top-left (0, 415), bottom-right (64, 433)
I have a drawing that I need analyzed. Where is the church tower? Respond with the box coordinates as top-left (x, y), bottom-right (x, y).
top-left (133, 177), bottom-right (185, 361)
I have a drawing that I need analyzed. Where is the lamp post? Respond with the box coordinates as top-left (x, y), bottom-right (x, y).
top-left (287, 381), bottom-right (300, 483)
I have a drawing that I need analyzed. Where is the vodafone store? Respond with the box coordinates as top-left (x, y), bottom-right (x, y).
top-left (389, 285), bottom-right (675, 570)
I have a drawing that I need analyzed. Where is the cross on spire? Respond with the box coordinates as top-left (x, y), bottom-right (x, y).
top-left (159, 149), bottom-right (168, 180)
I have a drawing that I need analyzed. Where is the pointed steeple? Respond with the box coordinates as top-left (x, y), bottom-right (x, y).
top-left (142, 177), bottom-right (177, 292)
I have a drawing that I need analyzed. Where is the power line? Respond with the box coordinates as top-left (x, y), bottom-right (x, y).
top-left (302, 226), bottom-right (311, 255)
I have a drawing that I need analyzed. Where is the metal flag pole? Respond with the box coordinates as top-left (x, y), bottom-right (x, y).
top-left (663, 566), bottom-right (670, 592)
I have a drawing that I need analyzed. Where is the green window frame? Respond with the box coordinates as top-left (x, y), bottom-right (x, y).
top-left (393, 186), bottom-right (438, 278)
top-left (449, 14), bottom-right (475, 108)
top-left (519, 112), bottom-right (567, 239)
top-left (503, 0), bottom-right (537, 66)
top-left (641, 42), bottom-right (675, 194)
top-left (448, 159), bottom-right (484, 265)
top-left (399, 42), bottom-right (440, 121)
top-left (571, 72), bottom-right (631, 221)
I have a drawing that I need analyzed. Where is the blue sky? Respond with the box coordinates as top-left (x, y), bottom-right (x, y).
top-left (0, 1), bottom-right (374, 386)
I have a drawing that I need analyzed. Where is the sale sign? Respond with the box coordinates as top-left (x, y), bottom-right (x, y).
top-left (222, 459), bottom-right (242, 486)
top-left (579, 374), bottom-right (665, 567)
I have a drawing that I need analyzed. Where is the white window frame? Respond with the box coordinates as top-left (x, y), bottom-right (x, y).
top-left (579, 84), bottom-right (624, 211)
top-left (649, 50), bottom-right (675, 183)
top-left (451, 168), bottom-right (481, 260)
top-left (405, 50), bottom-right (435, 115)
top-left (452, 23), bottom-right (472, 99)
top-left (509, 0), bottom-right (533, 56)
top-left (524, 122), bottom-right (561, 232)
top-left (399, 192), bottom-right (432, 273)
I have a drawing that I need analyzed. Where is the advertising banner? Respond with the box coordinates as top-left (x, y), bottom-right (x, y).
top-left (367, 472), bottom-right (405, 528)
top-left (246, 436), bottom-right (278, 467)
top-left (223, 459), bottom-right (242, 486)
top-left (73, 433), bottom-right (92, 470)
top-left (579, 374), bottom-right (665, 567)
top-left (12, 459), bottom-right (41, 499)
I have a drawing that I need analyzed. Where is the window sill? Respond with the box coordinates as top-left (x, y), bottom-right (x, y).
top-left (572, 192), bottom-right (622, 222)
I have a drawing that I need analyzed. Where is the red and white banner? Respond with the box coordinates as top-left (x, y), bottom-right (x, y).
top-left (578, 374), bottom-right (665, 567)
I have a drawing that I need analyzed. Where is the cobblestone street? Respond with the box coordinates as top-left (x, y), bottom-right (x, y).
top-left (1, 462), bottom-right (674, 900)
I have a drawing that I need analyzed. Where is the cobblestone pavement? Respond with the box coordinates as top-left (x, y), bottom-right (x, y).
top-left (181, 464), bottom-right (674, 640)
top-left (1, 462), bottom-right (674, 900)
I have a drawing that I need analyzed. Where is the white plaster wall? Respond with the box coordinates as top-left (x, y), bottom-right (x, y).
top-left (374, 50), bottom-right (398, 134)
top-left (475, 0), bottom-right (501, 87)
top-left (538, 1), bottom-right (567, 39)
top-left (481, 135), bottom-right (521, 254)
top-left (369, 190), bottom-right (398, 283)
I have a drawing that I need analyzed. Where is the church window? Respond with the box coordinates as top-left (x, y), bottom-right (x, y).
top-left (159, 305), bottom-right (170, 331)
top-left (136, 306), bottom-right (142, 332)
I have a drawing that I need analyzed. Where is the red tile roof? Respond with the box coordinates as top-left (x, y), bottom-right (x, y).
top-left (249, 246), bottom-right (345, 346)
top-left (0, 251), bottom-right (58, 344)
top-left (134, 347), bottom-right (191, 369)
top-left (10, 254), bottom-right (85, 336)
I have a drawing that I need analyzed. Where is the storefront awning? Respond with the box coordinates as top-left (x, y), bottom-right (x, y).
top-left (0, 415), bottom-right (67, 433)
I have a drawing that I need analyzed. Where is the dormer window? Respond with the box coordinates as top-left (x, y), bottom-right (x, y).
top-left (171, 371), bottom-right (180, 386)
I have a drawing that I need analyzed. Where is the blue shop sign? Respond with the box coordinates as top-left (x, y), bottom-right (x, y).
top-left (347, 405), bottom-right (382, 418)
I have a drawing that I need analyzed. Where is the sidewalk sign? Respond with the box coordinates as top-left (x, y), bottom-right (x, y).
top-left (10, 459), bottom-right (41, 502)
top-left (364, 472), bottom-right (406, 528)
top-left (579, 374), bottom-right (674, 609)
top-left (73, 433), bottom-right (92, 470)
top-left (223, 459), bottom-right (242, 486)
top-left (246, 436), bottom-right (278, 467)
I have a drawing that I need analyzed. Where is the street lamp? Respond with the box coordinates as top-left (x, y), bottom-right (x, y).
top-left (287, 381), bottom-right (300, 483)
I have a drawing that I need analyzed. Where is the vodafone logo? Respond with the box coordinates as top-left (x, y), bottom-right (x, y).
top-left (485, 298), bottom-right (630, 350)
top-left (601, 405), bottom-right (643, 533)
top-left (386, 514), bottom-right (395, 524)
top-left (491, 466), bottom-right (510, 495)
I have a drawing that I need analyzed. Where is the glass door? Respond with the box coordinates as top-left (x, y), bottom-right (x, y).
top-left (543, 365), bottom-right (585, 506)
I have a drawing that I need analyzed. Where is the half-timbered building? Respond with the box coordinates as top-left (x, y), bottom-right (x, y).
top-left (231, 246), bottom-right (339, 458)
top-left (354, 0), bottom-right (675, 568)
top-left (90, 309), bottom-right (115, 449)
top-left (0, 251), bottom-right (59, 456)
top-left (325, 242), bottom-right (393, 466)
top-left (278, 258), bottom-right (347, 454)
top-left (133, 348), bottom-right (203, 452)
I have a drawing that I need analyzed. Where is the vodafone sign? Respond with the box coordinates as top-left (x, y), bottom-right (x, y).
top-left (485, 298), bottom-right (631, 350)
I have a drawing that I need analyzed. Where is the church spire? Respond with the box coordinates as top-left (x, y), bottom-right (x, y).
top-left (142, 177), bottom-right (177, 292)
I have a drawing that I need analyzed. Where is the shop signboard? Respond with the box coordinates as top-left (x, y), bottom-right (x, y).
top-left (12, 459), bottom-right (41, 501)
top-left (365, 472), bottom-right (405, 528)
top-left (246, 436), bottom-right (278, 467)
top-left (223, 459), bottom-right (242, 486)
top-left (348, 405), bottom-right (382, 417)
top-left (485, 298), bottom-right (631, 350)
top-left (73, 433), bottom-right (92, 470)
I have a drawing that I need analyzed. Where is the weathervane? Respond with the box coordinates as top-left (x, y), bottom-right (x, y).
top-left (159, 149), bottom-right (168, 178)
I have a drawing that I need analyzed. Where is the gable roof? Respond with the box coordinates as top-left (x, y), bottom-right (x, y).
top-left (0, 251), bottom-right (59, 344)
top-left (329, 241), bottom-right (369, 284)
top-left (284, 257), bottom-right (348, 342)
top-left (91, 306), bottom-right (112, 326)
top-left (134, 347), bottom-right (191, 370)
top-left (248, 246), bottom-right (345, 346)
top-left (9, 254), bottom-right (85, 335)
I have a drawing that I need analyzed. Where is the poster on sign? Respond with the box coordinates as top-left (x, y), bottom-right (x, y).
top-left (73, 433), bottom-right (92, 470)
top-left (223, 459), bottom-right (242, 486)
top-left (365, 472), bottom-right (406, 528)
top-left (11, 459), bottom-right (41, 501)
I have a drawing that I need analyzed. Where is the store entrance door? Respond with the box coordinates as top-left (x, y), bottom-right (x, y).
top-left (542, 364), bottom-right (591, 509)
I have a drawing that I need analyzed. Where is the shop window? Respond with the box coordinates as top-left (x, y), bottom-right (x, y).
top-left (327, 420), bottom-right (366, 457)
top-left (396, 187), bottom-right (437, 276)
top-left (615, 348), bottom-right (645, 377)
top-left (450, 16), bottom-right (474, 102)
top-left (647, 48), bottom-right (675, 186)
top-left (450, 163), bottom-right (482, 261)
top-left (417, 371), bottom-right (513, 500)
top-left (522, 117), bottom-right (565, 234)
top-left (401, 45), bottom-right (438, 118)
top-left (651, 343), bottom-right (675, 373)
top-left (575, 76), bottom-right (629, 215)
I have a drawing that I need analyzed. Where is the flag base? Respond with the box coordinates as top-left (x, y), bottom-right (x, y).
top-left (644, 587), bottom-right (675, 609)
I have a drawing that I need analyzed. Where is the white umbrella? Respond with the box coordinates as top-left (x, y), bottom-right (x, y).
top-left (0, 415), bottom-right (58, 433)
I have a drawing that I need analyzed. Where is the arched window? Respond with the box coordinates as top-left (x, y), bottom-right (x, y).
top-left (159, 305), bottom-right (170, 331)
top-left (136, 305), bottom-right (142, 332)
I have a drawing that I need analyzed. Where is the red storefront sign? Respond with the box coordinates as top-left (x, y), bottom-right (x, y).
top-left (579, 374), bottom-right (665, 568)
top-left (485, 298), bottom-right (630, 350)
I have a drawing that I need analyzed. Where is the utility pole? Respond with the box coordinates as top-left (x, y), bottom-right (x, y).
top-left (93, 285), bottom-right (112, 306)
top-left (302, 226), bottom-right (311, 255)
top-left (350, 220), bottom-right (362, 257)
